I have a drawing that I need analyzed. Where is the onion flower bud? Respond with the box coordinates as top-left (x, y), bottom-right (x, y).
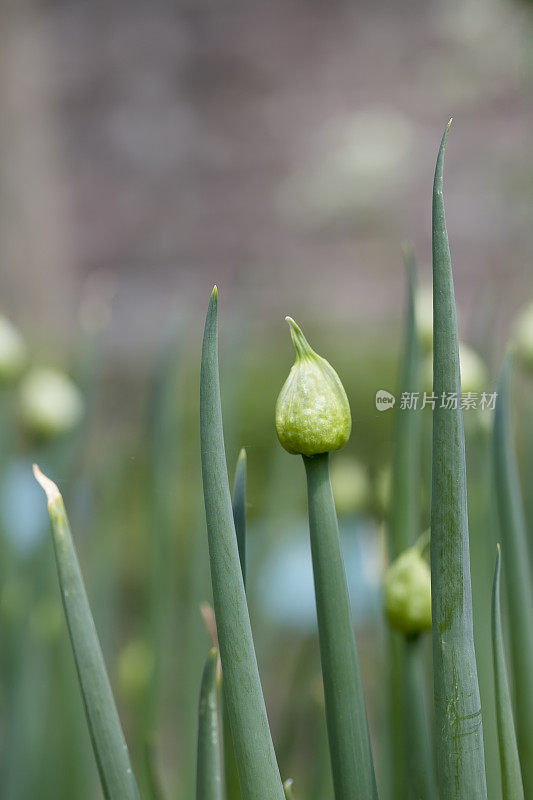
top-left (275, 317), bottom-right (351, 456)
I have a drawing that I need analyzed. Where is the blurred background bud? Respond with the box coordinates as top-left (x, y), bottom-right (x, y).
top-left (384, 543), bottom-right (431, 637)
top-left (0, 315), bottom-right (28, 385)
top-left (330, 456), bottom-right (371, 516)
top-left (18, 368), bottom-right (84, 440)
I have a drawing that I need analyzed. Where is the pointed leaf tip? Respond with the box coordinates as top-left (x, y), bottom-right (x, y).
top-left (285, 317), bottom-right (313, 359)
top-left (33, 464), bottom-right (61, 505)
top-left (238, 447), bottom-right (247, 463)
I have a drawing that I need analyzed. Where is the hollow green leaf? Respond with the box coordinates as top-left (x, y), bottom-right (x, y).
top-left (404, 637), bottom-right (438, 800)
top-left (386, 245), bottom-right (422, 800)
top-left (200, 287), bottom-right (285, 800)
top-left (492, 352), bottom-right (533, 796)
top-left (197, 649), bottom-right (224, 800)
top-left (389, 243), bottom-right (421, 559)
top-left (232, 447), bottom-right (247, 587)
top-left (491, 545), bottom-right (524, 800)
top-left (430, 121), bottom-right (487, 799)
top-left (303, 452), bottom-right (378, 800)
top-left (224, 448), bottom-right (248, 800)
top-left (33, 465), bottom-right (141, 800)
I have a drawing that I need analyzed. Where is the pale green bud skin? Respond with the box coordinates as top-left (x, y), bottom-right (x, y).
top-left (384, 546), bottom-right (432, 637)
top-left (512, 302), bottom-right (533, 371)
top-left (276, 318), bottom-right (351, 456)
top-left (0, 315), bottom-right (28, 384)
top-left (19, 367), bottom-right (84, 439)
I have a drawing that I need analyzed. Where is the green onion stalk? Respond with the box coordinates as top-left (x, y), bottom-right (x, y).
top-left (492, 352), bottom-right (533, 796)
top-left (430, 121), bottom-right (487, 798)
top-left (276, 317), bottom-right (378, 800)
top-left (223, 448), bottom-right (248, 800)
top-left (200, 287), bottom-right (285, 800)
top-left (385, 245), bottom-right (422, 800)
top-left (197, 649), bottom-right (225, 800)
top-left (491, 545), bottom-right (524, 800)
top-left (34, 465), bottom-right (141, 800)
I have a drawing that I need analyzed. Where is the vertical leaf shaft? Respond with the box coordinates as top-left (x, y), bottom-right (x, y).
top-left (493, 354), bottom-right (533, 795)
top-left (430, 122), bottom-right (487, 799)
top-left (34, 466), bottom-right (141, 800)
top-left (386, 247), bottom-right (422, 800)
top-left (197, 649), bottom-right (225, 800)
top-left (200, 288), bottom-right (285, 800)
top-left (404, 638), bottom-right (438, 800)
top-left (491, 546), bottom-right (524, 800)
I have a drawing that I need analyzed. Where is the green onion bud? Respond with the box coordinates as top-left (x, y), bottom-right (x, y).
top-left (384, 544), bottom-right (432, 637)
top-left (18, 367), bottom-right (84, 439)
top-left (276, 317), bottom-right (351, 456)
top-left (0, 315), bottom-right (28, 384)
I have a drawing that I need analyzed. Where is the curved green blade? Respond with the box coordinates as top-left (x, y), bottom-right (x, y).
top-left (492, 352), bottom-right (533, 795)
top-left (33, 465), bottom-right (141, 800)
top-left (430, 121), bottom-right (487, 799)
top-left (224, 448), bottom-right (248, 800)
top-left (200, 287), bottom-right (285, 800)
top-left (197, 649), bottom-right (225, 800)
top-left (491, 546), bottom-right (524, 800)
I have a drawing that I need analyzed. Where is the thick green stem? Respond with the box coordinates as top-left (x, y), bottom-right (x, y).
top-left (430, 121), bottom-right (487, 799)
top-left (491, 546), bottom-right (524, 800)
top-left (200, 287), bottom-right (285, 800)
top-left (493, 353), bottom-right (533, 796)
top-left (303, 452), bottom-right (378, 800)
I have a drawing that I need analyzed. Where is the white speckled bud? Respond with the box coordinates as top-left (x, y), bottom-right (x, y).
top-left (275, 318), bottom-right (351, 457)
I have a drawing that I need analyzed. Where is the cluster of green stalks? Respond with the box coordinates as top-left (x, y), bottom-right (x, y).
top-left (31, 124), bottom-right (533, 800)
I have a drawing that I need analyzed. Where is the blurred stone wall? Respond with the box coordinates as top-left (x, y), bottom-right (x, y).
top-left (1, 0), bottom-right (532, 354)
